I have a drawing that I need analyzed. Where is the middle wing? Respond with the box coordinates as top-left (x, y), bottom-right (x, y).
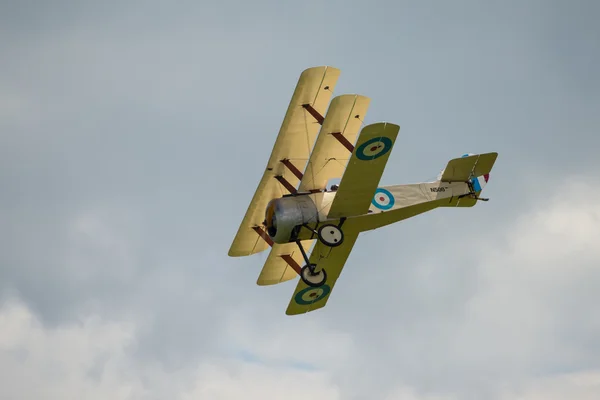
top-left (285, 224), bottom-right (360, 315)
top-left (298, 94), bottom-right (371, 192)
top-left (327, 122), bottom-right (400, 219)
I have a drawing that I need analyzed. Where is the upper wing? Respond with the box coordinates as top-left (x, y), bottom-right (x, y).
top-left (256, 240), bottom-right (315, 286)
top-left (298, 94), bottom-right (371, 192)
top-left (228, 66), bottom-right (341, 257)
top-left (285, 225), bottom-right (360, 315)
top-left (440, 152), bottom-right (498, 183)
top-left (327, 122), bottom-right (400, 219)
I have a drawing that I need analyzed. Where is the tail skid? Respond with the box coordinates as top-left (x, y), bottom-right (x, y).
top-left (459, 180), bottom-right (490, 202)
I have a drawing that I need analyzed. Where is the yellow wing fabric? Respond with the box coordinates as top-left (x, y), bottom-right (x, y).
top-left (285, 226), bottom-right (360, 315)
top-left (228, 66), bottom-right (340, 257)
top-left (256, 240), bottom-right (315, 286)
top-left (298, 94), bottom-right (370, 192)
top-left (440, 152), bottom-right (498, 182)
top-left (327, 122), bottom-right (400, 219)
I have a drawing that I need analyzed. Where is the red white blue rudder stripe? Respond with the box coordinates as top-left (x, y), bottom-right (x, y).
top-left (461, 153), bottom-right (490, 191)
top-left (471, 174), bottom-right (490, 192)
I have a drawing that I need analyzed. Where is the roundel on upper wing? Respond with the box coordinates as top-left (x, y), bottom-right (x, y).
top-left (372, 188), bottom-right (395, 210)
top-left (356, 137), bottom-right (393, 160)
top-left (295, 285), bottom-right (331, 305)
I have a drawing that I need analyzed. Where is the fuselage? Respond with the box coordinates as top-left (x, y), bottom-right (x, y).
top-left (264, 180), bottom-right (474, 244)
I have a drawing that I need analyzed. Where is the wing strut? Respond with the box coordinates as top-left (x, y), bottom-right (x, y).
top-left (280, 254), bottom-right (302, 275)
top-left (274, 175), bottom-right (297, 194)
top-left (252, 225), bottom-right (304, 276)
top-left (252, 226), bottom-right (274, 246)
top-left (280, 159), bottom-right (304, 180)
top-left (331, 132), bottom-right (355, 153)
top-left (274, 159), bottom-right (323, 195)
top-left (302, 104), bottom-right (325, 124)
top-left (278, 159), bottom-right (322, 194)
top-left (302, 104), bottom-right (358, 157)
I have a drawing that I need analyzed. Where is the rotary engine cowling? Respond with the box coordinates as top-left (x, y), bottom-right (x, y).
top-left (265, 195), bottom-right (319, 244)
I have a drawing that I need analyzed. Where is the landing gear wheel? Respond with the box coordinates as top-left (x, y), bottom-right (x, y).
top-left (300, 264), bottom-right (327, 287)
top-left (317, 224), bottom-right (344, 247)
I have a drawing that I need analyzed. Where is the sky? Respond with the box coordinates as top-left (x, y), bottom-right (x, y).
top-left (1, 0), bottom-right (599, 399)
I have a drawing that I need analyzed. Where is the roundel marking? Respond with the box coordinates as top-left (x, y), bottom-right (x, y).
top-left (295, 285), bottom-right (331, 305)
top-left (372, 188), bottom-right (395, 210)
top-left (356, 137), bottom-right (393, 160)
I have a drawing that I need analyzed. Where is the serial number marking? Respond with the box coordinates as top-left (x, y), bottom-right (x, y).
top-left (430, 187), bottom-right (447, 192)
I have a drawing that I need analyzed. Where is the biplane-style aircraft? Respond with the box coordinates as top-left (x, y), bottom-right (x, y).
top-left (229, 66), bottom-right (498, 315)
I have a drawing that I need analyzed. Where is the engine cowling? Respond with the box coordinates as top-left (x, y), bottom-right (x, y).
top-left (265, 195), bottom-right (319, 244)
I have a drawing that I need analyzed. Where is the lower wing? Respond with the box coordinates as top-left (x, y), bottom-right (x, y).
top-left (285, 224), bottom-right (360, 315)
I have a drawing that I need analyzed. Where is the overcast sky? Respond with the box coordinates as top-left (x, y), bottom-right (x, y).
top-left (1, 0), bottom-right (599, 399)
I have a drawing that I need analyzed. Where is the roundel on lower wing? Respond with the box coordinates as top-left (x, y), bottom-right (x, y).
top-left (371, 188), bottom-right (395, 210)
top-left (356, 137), bottom-right (393, 160)
top-left (295, 285), bottom-right (331, 306)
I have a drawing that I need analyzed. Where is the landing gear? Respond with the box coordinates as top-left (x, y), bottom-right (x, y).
top-left (300, 263), bottom-right (327, 287)
top-left (317, 224), bottom-right (344, 247)
top-left (295, 240), bottom-right (327, 287)
top-left (302, 219), bottom-right (346, 248)
top-left (294, 219), bottom-right (347, 287)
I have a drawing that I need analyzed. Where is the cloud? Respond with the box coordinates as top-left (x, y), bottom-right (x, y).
top-left (499, 371), bottom-right (600, 400)
top-left (2, 293), bottom-right (596, 400)
top-left (0, 298), bottom-right (141, 400)
top-left (1, 154), bottom-right (599, 397)
top-left (308, 175), bottom-right (600, 398)
top-left (0, 298), bottom-right (343, 400)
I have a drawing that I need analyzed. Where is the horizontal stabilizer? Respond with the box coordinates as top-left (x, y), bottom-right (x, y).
top-left (440, 152), bottom-right (498, 183)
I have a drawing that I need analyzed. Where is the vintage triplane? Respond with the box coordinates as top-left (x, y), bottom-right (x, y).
top-left (229, 66), bottom-right (498, 315)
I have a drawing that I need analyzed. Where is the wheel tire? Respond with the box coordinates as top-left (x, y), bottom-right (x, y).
top-left (300, 264), bottom-right (327, 287)
top-left (317, 224), bottom-right (344, 247)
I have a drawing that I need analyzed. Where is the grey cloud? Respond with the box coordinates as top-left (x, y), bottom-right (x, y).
top-left (1, 0), bottom-right (599, 398)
